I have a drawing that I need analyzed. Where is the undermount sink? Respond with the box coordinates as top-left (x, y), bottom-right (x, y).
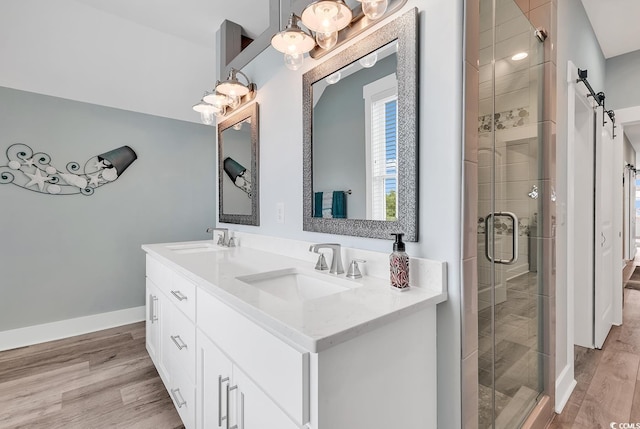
top-left (166, 243), bottom-right (227, 254)
top-left (236, 268), bottom-right (359, 302)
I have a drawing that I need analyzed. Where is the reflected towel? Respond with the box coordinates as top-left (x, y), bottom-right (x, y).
top-left (332, 191), bottom-right (346, 219)
top-left (322, 193), bottom-right (333, 218)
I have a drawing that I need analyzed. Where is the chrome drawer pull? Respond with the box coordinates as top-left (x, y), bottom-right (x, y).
top-left (218, 375), bottom-right (229, 427)
top-left (170, 335), bottom-right (187, 350)
top-left (171, 290), bottom-right (188, 301)
top-left (226, 383), bottom-right (238, 429)
top-left (170, 388), bottom-right (186, 408)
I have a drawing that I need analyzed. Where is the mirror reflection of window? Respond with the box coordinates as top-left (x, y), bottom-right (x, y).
top-left (363, 73), bottom-right (398, 221)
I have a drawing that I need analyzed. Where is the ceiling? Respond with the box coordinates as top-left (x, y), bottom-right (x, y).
top-left (581, 0), bottom-right (640, 59)
top-left (72, 0), bottom-right (271, 47)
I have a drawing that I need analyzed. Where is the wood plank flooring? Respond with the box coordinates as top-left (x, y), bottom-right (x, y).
top-left (0, 322), bottom-right (184, 429)
top-left (548, 258), bottom-right (640, 428)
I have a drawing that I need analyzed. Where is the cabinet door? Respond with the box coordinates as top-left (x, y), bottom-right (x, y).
top-left (233, 366), bottom-right (299, 429)
top-left (196, 330), bottom-right (233, 429)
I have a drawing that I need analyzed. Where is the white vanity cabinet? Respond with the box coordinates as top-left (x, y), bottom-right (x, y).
top-left (144, 241), bottom-right (442, 429)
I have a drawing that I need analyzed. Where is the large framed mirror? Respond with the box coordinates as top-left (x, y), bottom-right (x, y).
top-left (218, 103), bottom-right (259, 226)
top-left (302, 8), bottom-right (418, 241)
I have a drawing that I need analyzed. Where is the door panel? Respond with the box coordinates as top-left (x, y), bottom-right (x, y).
top-left (594, 110), bottom-right (614, 348)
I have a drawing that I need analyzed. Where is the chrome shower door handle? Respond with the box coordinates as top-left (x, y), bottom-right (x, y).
top-left (485, 212), bottom-right (519, 265)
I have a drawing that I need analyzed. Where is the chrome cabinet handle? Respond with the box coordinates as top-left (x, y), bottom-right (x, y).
top-left (218, 375), bottom-right (229, 427)
top-left (239, 392), bottom-right (244, 429)
top-left (170, 388), bottom-right (186, 408)
top-left (226, 383), bottom-right (238, 429)
top-left (485, 212), bottom-right (519, 265)
top-left (149, 295), bottom-right (158, 323)
top-left (170, 335), bottom-right (187, 350)
top-left (602, 232), bottom-right (606, 246)
top-left (171, 290), bottom-right (188, 301)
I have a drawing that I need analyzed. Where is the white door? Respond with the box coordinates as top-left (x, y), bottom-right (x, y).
top-left (594, 111), bottom-right (615, 348)
top-left (571, 79), bottom-right (596, 348)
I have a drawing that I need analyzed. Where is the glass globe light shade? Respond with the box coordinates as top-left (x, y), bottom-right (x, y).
top-left (284, 52), bottom-right (304, 70)
top-left (203, 92), bottom-right (230, 109)
top-left (358, 0), bottom-right (388, 20)
top-left (192, 100), bottom-right (218, 125)
top-left (301, 0), bottom-right (352, 32)
top-left (316, 30), bottom-right (338, 50)
top-left (200, 111), bottom-right (215, 125)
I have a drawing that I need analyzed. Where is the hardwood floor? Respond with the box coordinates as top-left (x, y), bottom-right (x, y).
top-left (0, 322), bottom-right (184, 429)
top-left (548, 258), bottom-right (640, 428)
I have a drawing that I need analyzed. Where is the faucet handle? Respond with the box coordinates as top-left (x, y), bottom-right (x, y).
top-left (228, 237), bottom-right (236, 247)
top-left (206, 227), bottom-right (214, 233)
top-left (346, 259), bottom-right (366, 279)
top-left (315, 253), bottom-right (329, 271)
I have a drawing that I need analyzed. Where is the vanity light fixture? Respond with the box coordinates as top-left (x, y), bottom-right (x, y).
top-left (272, 0), bottom-right (406, 69)
top-left (193, 69), bottom-right (257, 124)
top-left (271, 13), bottom-right (316, 70)
top-left (511, 52), bottom-right (528, 61)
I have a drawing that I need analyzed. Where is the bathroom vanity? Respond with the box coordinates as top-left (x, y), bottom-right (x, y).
top-left (143, 233), bottom-right (446, 429)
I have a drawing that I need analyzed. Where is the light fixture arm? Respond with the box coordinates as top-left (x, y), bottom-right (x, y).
top-left (229, 68), bottom-right (251, 86)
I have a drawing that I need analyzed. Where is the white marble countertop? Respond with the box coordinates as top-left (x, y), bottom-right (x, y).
top-left (142, 237), bottom-right (447, 353)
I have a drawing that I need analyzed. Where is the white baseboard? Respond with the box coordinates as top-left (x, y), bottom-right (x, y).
top-left (0, 306), bottom-right (146, 352)
top-left (555, 363), bottom-right (577, 413)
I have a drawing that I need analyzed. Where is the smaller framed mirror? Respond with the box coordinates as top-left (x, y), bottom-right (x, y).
top-left (218, 103), bottom-right (259, 225)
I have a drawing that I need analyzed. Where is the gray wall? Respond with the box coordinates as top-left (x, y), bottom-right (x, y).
top-left (313, 55), bottom-right (396, 219)
top-left (606, 50), bottom-right (640, 110)
top-left (0, 86), bottom-right (216, 331)
top-left (624, 133), bottom-right (636, 165)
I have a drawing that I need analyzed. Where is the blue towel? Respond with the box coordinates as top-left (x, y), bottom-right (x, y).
top-left (332, 191), bottom-right (346, 219)
top-left (314, 192), bottom-right (323, 217)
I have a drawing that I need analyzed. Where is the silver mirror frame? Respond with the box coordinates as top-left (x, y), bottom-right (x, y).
top-left (218, 103), bottom-right (260, 226)
top-left (302, 8), bottom-right (418, 241)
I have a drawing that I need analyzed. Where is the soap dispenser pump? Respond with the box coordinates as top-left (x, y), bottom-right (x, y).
top-left (390, 233), bottom-right (410, 291)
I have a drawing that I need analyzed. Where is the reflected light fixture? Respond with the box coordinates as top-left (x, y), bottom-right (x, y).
top-left (511, 52), bottom-right (528, 61)
top-left (271, 13), bottom-right (315, 70)
top-left (359, 51), bottom-right (378, 68)
top-left (356, 0), bottom-right (388, 20)
top-left (193, 69), bottom-right (257, 124)
top-left (325, 71), bottom-right (341, 84)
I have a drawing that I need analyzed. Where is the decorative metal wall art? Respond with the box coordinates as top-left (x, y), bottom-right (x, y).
top-left (0, 144), bottom-right (137, 196)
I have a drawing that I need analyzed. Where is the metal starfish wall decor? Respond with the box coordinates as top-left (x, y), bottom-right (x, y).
top-left (0, 144), bottom-right (137, 196)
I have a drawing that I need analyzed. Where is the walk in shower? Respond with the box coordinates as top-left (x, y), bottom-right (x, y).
top-left (476, 0), bottom-right (550, 427)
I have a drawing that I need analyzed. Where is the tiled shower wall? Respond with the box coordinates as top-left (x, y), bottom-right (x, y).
top-left (462, 0), bottom-right (557, 427)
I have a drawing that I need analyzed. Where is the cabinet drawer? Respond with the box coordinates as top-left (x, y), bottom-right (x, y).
top-left (166, 271), bottom-right (196, 322)
top-left (198, 291), bottom-right (309, 426)
top-left (146, 255), bottom-right (172, 291)
top-left (165, 303), bottom-right (196, 383)
top-left (169, 367), bottom-right (195, 429)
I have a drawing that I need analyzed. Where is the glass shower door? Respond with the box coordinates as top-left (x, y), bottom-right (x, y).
top-left (477, 0), bottom-right (547, 427)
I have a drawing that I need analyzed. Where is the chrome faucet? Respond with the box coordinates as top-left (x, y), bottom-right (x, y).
top-left (206, 227), bottom-right (234, 247)
top-left (309, 243), bottom-right (344, 274)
